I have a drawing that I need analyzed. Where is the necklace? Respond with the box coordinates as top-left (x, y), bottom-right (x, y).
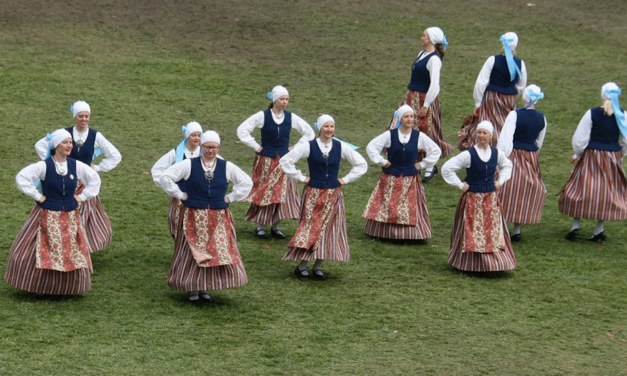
top-left (201, 158), bottom-right (216, 181)
top-left (273, 110), bottom-right (284, 120)
top-left (52, 157), bottom-right (67, 175)
top-left (320, 139), bottom-right (332, 159)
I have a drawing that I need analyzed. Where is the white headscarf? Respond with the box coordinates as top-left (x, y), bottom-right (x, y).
top-left (71, 101), bottom-right (91, 118)
top-left (269, 85), bottom-right (289, 103)
top-left (50, 128), bottom-right (73, 149)
top-left (601, 82), bottom-right (620, 101)
top-left (426, 27), bottom-right (445, 45)
top-left (201, 130), bottom-right (221, 145)
top-left (396, 104), bottom-right (414, 119)
top-left (315, 114), bottom-right (335, 131)
top-left (184, 122), bottom-right (203, 139)
top-left (523, 85), bottom-right (544, 104)
top-left (500, 32), bottom-right (518, 50)
top-left (477, 121), bottom-right (494, 135)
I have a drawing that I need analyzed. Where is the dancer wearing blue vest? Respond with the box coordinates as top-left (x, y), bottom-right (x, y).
top-left (387, 26), bottom-right (452, 182)
top-left (497, 85), bottom-right (548, 242)
top-left (364, 105), bottom-right (441, 239)
top-left (442, 121), bottom-right (516, 272)
top-left (237, 85), bottom-right (315, 239)
top-left (458, 32), bottom-right (528, 151)
top-left (152, 122), bottom-right (203, 238)
top-left (279, 115), bottom-right (367, 279)
top-left (559, 82), bottom-right (627, 241)
top-left (6, 129), bottom-right (101, 295)
top-left (160, 131), bottom-right (253, 302)
top-left (35, 101), bottom-right (121, 253)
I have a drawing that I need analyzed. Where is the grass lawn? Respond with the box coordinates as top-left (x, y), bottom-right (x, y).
top-left (1, 1), bottom-right (626, 375)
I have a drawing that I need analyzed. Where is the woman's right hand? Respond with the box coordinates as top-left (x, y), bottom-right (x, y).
top-left (38, 195), bottom-right (46, 204)
top-left (180, 193), bottom-right (189, 201)
top-left (304, 177), bottom-right (310, 184)
top-left (256, 146), bottom-right (263, 154)
top-left (384, 161), bottom-right (392, 168)
top-left (461, 183), bottom-right (470, 192)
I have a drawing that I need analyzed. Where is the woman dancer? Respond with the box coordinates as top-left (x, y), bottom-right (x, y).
top-left (364, 105), bottom-right (441, 239)
top-left (559, 82), bottom-right (627, 241)
top-left (497, 85), bottom-right (547, 242)
top-left (5, 129), bottom-right (101, 295)
top-left (280, 115), bottom-right (367, 279)
top-left (442, 121), bottom-right (516, 272)
top-left (237, 85), bottom-right (315, 239)
top-left (160, 131), bottom-right (253, 301)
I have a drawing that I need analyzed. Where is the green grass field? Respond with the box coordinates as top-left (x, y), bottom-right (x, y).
top-left (1, 1), bottom-right (626, 375)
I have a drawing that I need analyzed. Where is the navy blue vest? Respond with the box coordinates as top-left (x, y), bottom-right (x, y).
top-left (513, 109), bottom-right (546, 151)
top-left (183, 158), bottom-right (229, 210)
top-left (466, 147), bottom-right (498, 193)
top-left (383, 128), bottom-right (420, 177)
top-left (40, 157), bottom-right (78, 211)
top-left (486, 55), bottom-right (522, 95)
top-left (588, 107), bottom-right (623, 152)
top-left (407, 51), bottom-right (439, 92)
top-left (260, 109), bottom-right (292, 158)
top-left (66, 127), bottom-right (97, 165)
top-left (307, 139), bottom-right (342, 189)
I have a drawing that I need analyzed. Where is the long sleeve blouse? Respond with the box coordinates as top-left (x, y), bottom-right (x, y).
top-left (151, 147), bottom-right (202, 189)
top-left (237, 111), bottom-right (315, 152)
top-left (366, 129), bottom-right (442, 169)
top-left (496, 110), bottom-right (547, 157)
top-left (473, 56), bottom-right (528, 108)
top-left (571, 109), bottom-right (627, 159)
top-left (442, 146), bottom-right (513, 190)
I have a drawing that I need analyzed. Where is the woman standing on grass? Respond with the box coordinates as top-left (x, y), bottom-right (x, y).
top-left (159, 131), bottom-right (253, 302)
top-left (442, 121), bottom-right (516, 272)
top-left (237, 85), bottom-right (315, 239)
top-left (458, 32), bottom-right (527, 151)
top-left (279, 115), bottom-right (367, 279)
top-left (496, 85), bottom-right (547, 242)
top-left (151, 122), bottom-right (203, 238)
top-left (559, 82), bottom-right (627, 242)
top-left (5, 129), bottom-right (101, 295)
top-left (364, 105), bottom-right (441, 240)
top-left (35, 101), bottom-right (121, 253)
top-left (387, 26), bottom-right (452, 182)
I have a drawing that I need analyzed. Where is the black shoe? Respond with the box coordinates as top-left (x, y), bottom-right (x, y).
top-left (510, 233), bottom-right (521, 242)
top-left (271, 229), bottom-right (287, 239)
top-left (565, 229), bottom-right (579, 241)
top-left (422, 165), bottom-right (438, 183)
top-left (294, 266), bottom-right (310, 278)
top-left (255, 228), bottom-right (268, 239)
top-left (312, 269), bottom-right (326, 280)
top-left (587, 232), bottom-right (606, 242)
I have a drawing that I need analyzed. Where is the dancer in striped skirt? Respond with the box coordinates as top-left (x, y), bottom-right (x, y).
top-left (559, 82), bottom-right (627, 241)
top-left (364, 105), bottom-right (441, 240)
top-left (151, 122), bottom-right (203, 238)
top-left (237, 85), bottom-right (315, 239)
top-left (279, 115), bottom-right (367, 279)
top-left (442, 121), bottom-right (516, 272)
top-left (160, 131), bottom-right (252, 301)
top-left (35, 101), bottom-right (121, 252)
top-left (458, 32), bottom-right (527, 151)
top-left (497, 85), bottom-right (547, 242)
top-left (6, 129), bottom-right (101, 295)
top-left (387, 26), bottom-right (452, 182)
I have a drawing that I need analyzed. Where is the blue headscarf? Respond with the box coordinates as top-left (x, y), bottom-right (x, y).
top-left (602, 83), bottom-right (627, 138)
top-left (500, 32), bottom-right (522, 82)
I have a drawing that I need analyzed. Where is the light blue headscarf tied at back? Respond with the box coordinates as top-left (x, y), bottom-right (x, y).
top-left (603, 83), bottom-right (627, 138)
top-left (314, 115), bottom-right (360, 150)
top-left (522, 85), bottom-right (545, 109)
top-left (500, 32), bottom-right (522, 82)
top-left (175, 122), bottom-right (203, 162)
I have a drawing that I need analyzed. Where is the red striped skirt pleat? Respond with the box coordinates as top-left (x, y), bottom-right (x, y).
top-left (498, 149), bottom-right (546, 224)
top-left (168, 197), bottom-right (182, 238)
top-left (80, 196), bottom-right (112, 253)
top-left (458, 91), bottom-right (517, 151)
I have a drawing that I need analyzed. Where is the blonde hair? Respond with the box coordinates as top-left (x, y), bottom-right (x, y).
top-left (602, 99), bottom-right (614, 116)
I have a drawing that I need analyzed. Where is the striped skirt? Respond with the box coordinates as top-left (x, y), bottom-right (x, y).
top-left (167, 207), bottom-right (248, 291)
top-left (388, 91), bottom-right (454, 157)
top-left (363, 172), bottom-right (431, 239)
top-left (80, 195), bottom-right (112, 253)
top-left (458, 90), bottom-right (517, 151)
top-left (167, 197), bottom-right (183, 238)
top-left (245, 154), bottom-right (300, 225)
top-left (283, 186), bottom-right (349, 262)
top-left (498, 149), bottom-right (547, 224)
top-left (448, 192), bottom-right (516, 272)
top-left (558, 149), bottom-right (627, 221)
top-left (4, 206), bottom-right (92, 294)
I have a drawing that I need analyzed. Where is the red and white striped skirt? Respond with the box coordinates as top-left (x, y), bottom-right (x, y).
top-left (167, 207), bottom-right (248, 291)
top-left (458, 90), bottom-right (517, 151)
top-left (363, 172), bottom-right (431, 239)
top-left (283, 186), bottom-right (349, 262)
top-left (4, 206), bottom-right (92, 294)
top-left (448, 192), bottom-right (516, 272)
top-left (388, 91), bottom-right (454, 157)
top-left (558, 149), bottom-right (627, 221)
top-left (80, 195), bottom-right (112, 253)
top-left (498, 149), bottom-right (547, 224)
top-left (168, 197), bottom-right (183, 238)
top-left (245, 154), bottom-right (300, 225)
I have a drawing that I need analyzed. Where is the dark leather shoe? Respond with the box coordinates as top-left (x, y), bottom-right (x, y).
top-left (295, 266), bottom-right (310, 278)
top-left (312, 269), bottom-right (326, 280)
top-left (271, 229), bottom-right (287, 239)
top-left (422, 165), bottom-right (438, 183)
top-left (565, 229), bottom-right (579, 241)
top-left (587, 232), bottom-right (606, 242)
top-left (510, 233), bottom-right (521, 242)
top-left (255, 228), bottom-right (268, 239)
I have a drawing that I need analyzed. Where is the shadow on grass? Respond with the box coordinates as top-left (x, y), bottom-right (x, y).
top-left (366, 236), bottom-right (430, 247)
top-left (10, 291), bottom-right (86, 303)
top-left (446, 268), bottom-right (515, 280)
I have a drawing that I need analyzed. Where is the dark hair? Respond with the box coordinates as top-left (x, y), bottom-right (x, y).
top-left (50, 147), bottom-right (57, 156)
top-left (268, 102), bottom-right (274, 109)
top-left (435, 43), bottom-right (446, 60)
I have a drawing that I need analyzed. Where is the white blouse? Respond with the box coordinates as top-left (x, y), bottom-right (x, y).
top-left (237, 111), bottom-right (315, 152)
top-left (571, 109), bottom-right (627, 159)
top-left (442, 146), bottom-right (513, 190)
top-left (496, 109), bottom-right (547, 157)
top-left (366, 129), bottom-right (442, 170)
top-left (473, 56), bottom-right (528, 108)
top-left (414, 51), bottom-right (442, 107)
top-left (151, 146), bottom-right (201, 189)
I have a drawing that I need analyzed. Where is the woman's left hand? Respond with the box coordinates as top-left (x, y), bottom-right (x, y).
top-left (418, 107), bottom-right (428, 118)
top-left (414, 162), bottom-right (422, 172)
top-left (338, 178), bottom-right (346, 185)
top-left (74, 195), bottom-right (84, 204)
top-left (224, 196), bottom-right (230, 204)
top-left (495, 182), bottom-right (501, 191)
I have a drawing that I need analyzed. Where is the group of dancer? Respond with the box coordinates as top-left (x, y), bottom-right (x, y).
top-left (5, 27), bottom-right (627, 301)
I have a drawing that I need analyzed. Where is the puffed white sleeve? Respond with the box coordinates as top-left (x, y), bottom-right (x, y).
top-left (76, 161), bottom-right (101, 201)
top-left (93, 132), bottom-right (122, 173)
top-left (516, 60), bottom-right (528, 94)
top-left (15, 161), bottom-right (47, 202)
top-left (151, 149), bottom-right (176, 188)
top-left (225, 162), bottom-right (253, 203)
top-left (160, 159), bottom-right (192, 199)
top-left (424, 57), bottom-right (442, 107)
top-left (34, 137), bottom-right (49, 160)
top-left (496, 111), bottom-right (517, 157)
top-left (279, 142), bottom-right (310, 182)
top-left (417, 133), bottom-right (442, 170)
top-left (496, 150), bottom-right (513, 185)
top-left (442, 151), bottom-right (471, 190)
top-left (473, 56), bottom-right (494, 108)
top-left (366, 131), bottom-right (392, 166)
top-left (621, 110), bottom-right (627, 157)
top-left (340, 146), bottom-right (368, 184)
top-left (291, 113), bottom-right (316, 146)
top-left (535, 116), bottom-right (548, 150)
top-left (236, 111), bottom-right (265, 151)
top-left (572, 110), bottom-right (592, 159)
